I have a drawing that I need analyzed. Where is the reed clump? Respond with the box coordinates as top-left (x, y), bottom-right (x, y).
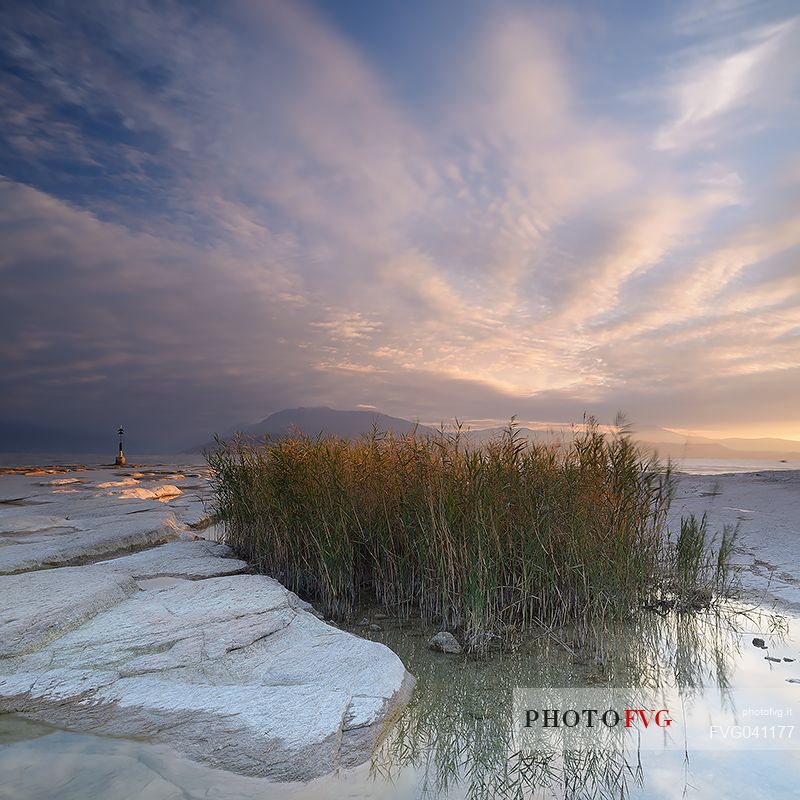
top-left (208, 421), bottom-right (735, 652)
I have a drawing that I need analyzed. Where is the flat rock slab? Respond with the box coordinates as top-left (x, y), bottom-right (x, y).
top-left (0, 575), bottom-right (414, 780)
top-left (95, 539), bottom-right (248, 579)
top-left (0, 513), bottom-right (78, 534)
top-left (0, 542), bottom-right (248, 658)
top-left (0, 510), bottom-right (183, 575)
top-left (0, 567), bottom-right (139, 658)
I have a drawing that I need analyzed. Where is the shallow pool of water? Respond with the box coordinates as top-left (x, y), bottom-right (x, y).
top-left (2, 604), bottom-right (799, 799)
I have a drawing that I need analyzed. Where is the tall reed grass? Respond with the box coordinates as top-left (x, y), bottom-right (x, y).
top-left (208, 421), bottom-right (735, 652)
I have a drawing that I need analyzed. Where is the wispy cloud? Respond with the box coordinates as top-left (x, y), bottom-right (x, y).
top-left (654, 16), bottom-right (800, 150)
top-left (0, 0), bottom-right (799, 445)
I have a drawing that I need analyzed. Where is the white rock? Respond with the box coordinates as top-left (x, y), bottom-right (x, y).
top-left (0, 513), bottom-right (77, 534)
top-left (96, 478), bottom-right (140, 488)
top-left (95, 540), bottom-right (247, 579)
top-left (670, 470), bottom-right (800, 611)
top-left (0, 575), bottom-right (415, 780)
top-left (116, 485), bottom-right (183, 501)
top-left (0, 467), bottom-right (416, 779)
top-left (0, 511), bottom-right (182, 575)
top-left (0, 567), bottom-right (138, 657)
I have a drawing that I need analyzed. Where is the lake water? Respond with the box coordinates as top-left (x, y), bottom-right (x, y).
top-left (1, 452), bottom-right (798, 477)
top-left (2, 603), bottom-right (799, 799)
top-left (673, 457), bottom-right (800, 475)
top-left (0, 453), bottom-right (210, 469)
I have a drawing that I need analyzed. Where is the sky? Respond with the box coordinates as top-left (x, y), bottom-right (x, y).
top-left (1, 0), bottom-right (799, 450)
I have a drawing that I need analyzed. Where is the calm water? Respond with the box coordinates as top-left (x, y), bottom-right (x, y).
top-left (2, 604), bottom-right (799, 799)
top-left (0, 453), bottom-right (209, 469)
top-left (1, 452), bottom-right (798, 476)
top-left (673, 457), bottom-right (800, 475)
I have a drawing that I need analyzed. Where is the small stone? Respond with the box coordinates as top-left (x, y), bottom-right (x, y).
top-left (765, 656), bottom-right (781, 663)
top-left (752, 637), bottom-right (766, 649)
top-left (429, 631), bottom-right (462, 654)
top-left (784, 657), bottom-right (795, 662)
top-left (373, 612), bottom-right (389, 620)
top-left (787, 678), bottom-right (800, 684)
top-left (369, 623), bottom-right (382, 632)
top-left (357, 617), bottom-right (370, 628)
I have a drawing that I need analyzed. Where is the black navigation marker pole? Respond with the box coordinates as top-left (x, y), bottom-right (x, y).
top-left (115, 425), bottom-right (126, 466)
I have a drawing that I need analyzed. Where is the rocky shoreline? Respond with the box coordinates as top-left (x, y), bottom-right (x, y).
top-left (0, 466), bottom-right (415, 780)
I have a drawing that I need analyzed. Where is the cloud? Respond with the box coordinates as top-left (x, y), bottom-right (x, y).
top-left (0, 0), bottom-right (799, 446)
top-left (654, 17), bottom-right (800, 150)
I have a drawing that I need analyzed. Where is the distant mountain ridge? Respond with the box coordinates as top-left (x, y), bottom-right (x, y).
top-left (189, 407), bottom-right (435, 452)
top-left (629, 426), bottom-right (800, 460)
top-left (636, 439), bottom-right (800, 461)
top-left (188, 409), bottom-right (800, 460)
top-left (460, 425), bottom-right (800, 460)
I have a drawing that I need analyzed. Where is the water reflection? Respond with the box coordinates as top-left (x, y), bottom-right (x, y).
top-left (1, 604), bottom-right (798, 799)
top-left (365, 603), bottom-right (797, 799)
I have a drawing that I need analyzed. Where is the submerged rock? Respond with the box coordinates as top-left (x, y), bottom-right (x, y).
top-left (429, 631), bottom-right (463, 654)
